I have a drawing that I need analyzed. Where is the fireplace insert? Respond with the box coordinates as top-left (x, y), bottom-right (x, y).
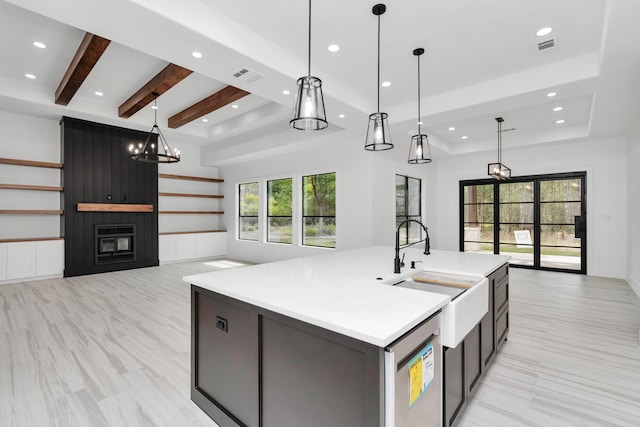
top-left (95, 224), bottom-right (136, 264)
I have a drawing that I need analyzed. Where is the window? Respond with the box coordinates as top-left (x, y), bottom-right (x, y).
top-left (302, 172), bottom-right (336, 248)
top-left (267, 178), bottom-right (292, 244)
top-left (238, 182), bottom-right (259, 241)
top-left (395, 174), bottom-right (422, 245)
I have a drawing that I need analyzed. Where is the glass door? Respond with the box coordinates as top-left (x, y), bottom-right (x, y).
top-left (538, 177), bottom-right (585, 271)
top-left (461, 172), bottom-right (587, 274)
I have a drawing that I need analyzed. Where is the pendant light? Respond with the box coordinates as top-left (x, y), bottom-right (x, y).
top-left (290, 0), bottom-right (328, 131)
top-left (129, 92), bottom-right (180, 163)
top-left (408, 48), bottom-right (432, 164)
top-left (364, 4), bottom-right (393, 151)
top-left (488, 117), bottom-right (511, 179)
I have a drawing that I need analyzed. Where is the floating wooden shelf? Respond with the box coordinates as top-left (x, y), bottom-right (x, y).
top-left (158, 192), bottom-right (223, 199)
top-left (158, 210), bottom-right (223, 215)
top-left (0, 210), bottom-right (63, 215)
top-left (159, 230), bottom-right (226, 235)
top-left (0, 157), bottom-right (63, 169)
top-left (0, 183), bottom-right (63, 192)
top-left (158, 173), bottom-right (223, 183)
top-left (0, 237), bottom-right (64, 243)
top-left (77, 203), bottom-right (154, 213)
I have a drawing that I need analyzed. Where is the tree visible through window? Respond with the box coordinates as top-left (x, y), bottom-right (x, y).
top-left (302, 172), bottom-right (336, 248)
top-left (239, 182), bottom-right (259, 241)
top-left (396, 174), bottom-right (422, 245)
top-left (267, 178), bottom-right (292, 244)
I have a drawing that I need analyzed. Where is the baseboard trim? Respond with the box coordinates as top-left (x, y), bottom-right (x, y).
top-left (627, 274), bottom-right (640, 298)
top-left (0, 273), bottom-right (63, 286)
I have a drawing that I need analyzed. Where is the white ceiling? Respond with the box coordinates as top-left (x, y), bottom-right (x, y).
top-left (1, 0), bottom-right (639, 165)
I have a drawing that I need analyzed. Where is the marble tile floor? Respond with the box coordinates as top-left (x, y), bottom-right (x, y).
top-left (1, 262), bottom-right (639, 426)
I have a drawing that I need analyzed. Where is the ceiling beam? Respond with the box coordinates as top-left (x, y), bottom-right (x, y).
top-left (54, 33), bottom-right (111, 106)
top-left (118, 63), bottom-right (193, 118)
top-left (168, 86), bottom-right (250, 128)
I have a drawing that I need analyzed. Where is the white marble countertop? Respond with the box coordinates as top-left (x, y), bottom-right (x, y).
top-left (184, 246), bottom-right (509, 347)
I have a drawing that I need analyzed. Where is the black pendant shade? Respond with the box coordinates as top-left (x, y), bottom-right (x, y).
top-left (365, 3), bottom-right (393, 151)
top-left (408, 48), bottom-right (432, 164)
top-left (129, 92), bottom-right (180, 163)
top-left (290, 0), bottom-right (328, 131)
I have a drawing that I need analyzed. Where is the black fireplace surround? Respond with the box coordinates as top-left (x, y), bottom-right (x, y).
top-left (61, 117), bottom-right (159, 277)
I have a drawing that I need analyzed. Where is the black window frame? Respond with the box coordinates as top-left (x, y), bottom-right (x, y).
top-left (238, 181), bottom-right (259, 241)
top-left (302, 172), bottom-right (336, 249)
top-left (266, 177), bottom-right (293, 244)
top-left (395, 174), bottom-right (422, 245)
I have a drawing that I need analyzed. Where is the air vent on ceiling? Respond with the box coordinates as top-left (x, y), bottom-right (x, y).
top-left (538, 38), bottom-right (556, 52)
top-left (232, 68), bottom-right (264, 83)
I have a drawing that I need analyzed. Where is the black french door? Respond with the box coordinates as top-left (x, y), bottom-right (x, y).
top-left (460, 172), bottom-right (587, 274)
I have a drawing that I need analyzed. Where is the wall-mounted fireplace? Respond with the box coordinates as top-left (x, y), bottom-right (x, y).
top-left (95, 224), bottom-right (136, 265)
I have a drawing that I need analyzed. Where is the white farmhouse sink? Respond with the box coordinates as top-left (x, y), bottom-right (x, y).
top-left (395, 271), bottom-right (488, 348)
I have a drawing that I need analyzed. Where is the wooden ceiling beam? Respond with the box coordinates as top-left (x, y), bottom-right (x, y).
top-left (55, 33), bottom-right (111, 106)
top-left (168, 86), bottom-right (250, 129)
top-left (118, 64), bottom-right (193, 118)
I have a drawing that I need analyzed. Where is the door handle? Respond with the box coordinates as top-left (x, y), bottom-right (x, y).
top-left (574, 215), bottom-right (585, 239)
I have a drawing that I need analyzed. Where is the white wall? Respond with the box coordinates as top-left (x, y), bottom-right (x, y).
top-left (221, 130), bottom-right (376, 263)
top-left (0, 110), bottom-right (61, 240)
top-left (434, 137), bottom-right (628, 279)
top-left (628, 126), bottom-right (640, 295)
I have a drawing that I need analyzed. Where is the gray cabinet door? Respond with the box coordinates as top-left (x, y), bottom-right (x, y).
top-left (192, 289), bottom-right (259, 427)
top-left (261, 315), bottom-right (383, 427)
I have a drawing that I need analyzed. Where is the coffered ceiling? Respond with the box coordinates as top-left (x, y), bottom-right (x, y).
top-left (1, 0), bottom-right (639, 165)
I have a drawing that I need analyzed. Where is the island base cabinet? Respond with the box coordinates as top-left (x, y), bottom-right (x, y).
top-left (443, 344), bottom-right (465, 426)
top-left (191, 285), bottom-right (384, 427)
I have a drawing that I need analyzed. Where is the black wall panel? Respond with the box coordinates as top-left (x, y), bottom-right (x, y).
top-left (61, 117), bottom-right (159, 277)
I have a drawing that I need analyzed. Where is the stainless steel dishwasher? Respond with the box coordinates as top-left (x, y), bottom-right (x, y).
top-left (385, 311), bottom-right (442, 427)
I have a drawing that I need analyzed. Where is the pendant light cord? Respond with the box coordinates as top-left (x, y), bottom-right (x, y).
top-left (377, 13), bottom-right (381, 113)
top-left (153, 93), bottom-right (158, 125)
top-left (498, 119), bottom-right (502, 164)
top-left (417, 54), bottom-right (421, 135)
top-left (308, 0), bottom-right (312, 76)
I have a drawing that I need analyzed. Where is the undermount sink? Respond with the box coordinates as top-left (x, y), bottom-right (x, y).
top-left (394, 271), bottom-right (488, 348)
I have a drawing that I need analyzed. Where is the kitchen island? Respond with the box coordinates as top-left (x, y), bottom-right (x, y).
top-left (185, 246), bottom-right (509, 427)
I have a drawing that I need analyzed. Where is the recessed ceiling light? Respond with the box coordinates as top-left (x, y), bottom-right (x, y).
top-left (192, 51), bottom-right (203, 58)
top-left (547, 92), bottom-right (557, 97)
top-left (536, 27), bottom-right (553, 37)
top-left (381, 81), bottom-right (391, 87)
top-left (556, 119), bottom-right (565, 124)
top-left (232, 104), bottom-right (239, 109)
top-left (327, 44), bottom-right (340, 53)
top-left (282, 90), bottom-right (290, 95)
top-left (25, 73), bottom-right (36, 79)
top-left (32, 41), bottom-right (46, 49)
top-left (553, 106), bottom-right (563, 112)
top-left (94, 91), bottom-right (103, 96)
top-left (448, 127), bottom-right (456, 131)
top-left (202, 118), bottom-right (209, 122)
top-left (338, 114), bottom-right (345, 118)
top-left (151, 105), bottom-right (158, 110)
top-left (417, 121), bottom-right (423, 125)
top-left (461, 135), bottom-right (468, 140)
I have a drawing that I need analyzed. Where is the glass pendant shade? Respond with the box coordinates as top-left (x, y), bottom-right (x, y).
top-left (488, 117), bottom-right (510, 179)
top-left (488, 162), bottom-right (511, 180)
top-left (130, 93), bottom-right (180, 163)
top-left (290, 0), bottom-right (327, 131)
top-left (365, 112), bottom-right (393, 151)
top-left (408, 134), bottom-right (432, 163)
top-left (290, 76), bottom-right (327, 130)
